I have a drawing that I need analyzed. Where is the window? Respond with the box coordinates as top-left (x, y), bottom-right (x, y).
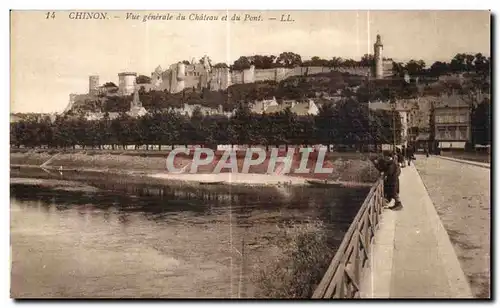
top-left (458, 126), bottom-right (467, 140)
top-left (437, 127), bottom-right (446, 139)
top-left (449, 126), bottom-right (457, 139)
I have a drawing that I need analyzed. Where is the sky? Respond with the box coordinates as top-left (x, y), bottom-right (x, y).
top-left (10, 10), bottom-right (490, 113)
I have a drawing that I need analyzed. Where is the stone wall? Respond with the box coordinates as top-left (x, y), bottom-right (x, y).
top-left (149, 64), bottom-right (377, 93)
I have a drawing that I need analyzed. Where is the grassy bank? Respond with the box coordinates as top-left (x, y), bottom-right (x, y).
top-left (251, 221), bottom-right (336, 298)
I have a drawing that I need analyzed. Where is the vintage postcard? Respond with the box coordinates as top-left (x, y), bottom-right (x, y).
top-left (10, 10), bottom-right (491, 299)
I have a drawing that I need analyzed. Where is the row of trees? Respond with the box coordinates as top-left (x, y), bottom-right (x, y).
top-left (11, 100), bottom-right (402, 150)
top-left (225, 53), bottom-right (381, 71)
top-left (470, 99), bottom-right (491, 145)
top-left (392, 53), bottom-right (491, 79)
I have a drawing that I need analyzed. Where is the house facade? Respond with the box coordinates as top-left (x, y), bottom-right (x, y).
top-left (369, 101), bottom-right (411, 146)
top-left (433, 96), bottom-right (471, 149)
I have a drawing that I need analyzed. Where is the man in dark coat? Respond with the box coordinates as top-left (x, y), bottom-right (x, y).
top-left (406, 145), bottom-right (414, 166)
top-left (370, 151), bottom-right (403, 211)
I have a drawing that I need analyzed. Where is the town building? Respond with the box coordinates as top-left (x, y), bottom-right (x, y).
top-left (433, 94), bottom-right (471, 149)
top-left (250, 97), bottom-right (279, 114)
top-left (263, 99), bottom-right (319, 116)
top-left (369, 101), bottom-right (412, 146)
top-left (166, 103), bottom-right (234, 118)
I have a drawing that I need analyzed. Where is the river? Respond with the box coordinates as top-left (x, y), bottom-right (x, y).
top-left (10, 168), bottom-right (369, 298)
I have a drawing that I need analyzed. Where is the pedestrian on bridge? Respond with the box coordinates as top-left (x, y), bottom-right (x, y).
top-left (370, 151), bottom-right (403, 211)
top-left (406, 145), bottom-right (415, 166)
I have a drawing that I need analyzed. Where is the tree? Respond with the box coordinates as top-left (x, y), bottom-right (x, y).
top-left (392, 62), bottom-right (406, 77)
top-left (136, 75), bottom-right (152, 84)
top-left (303, 56), bottom-right (329, 67)
top-left (213, 62), bottom-right (229, 69)
top-left (103, 82), bottom-right (117, 88)
top-left (314, 102), bottom-right (338, 149)
top-left (471, 99), bottom-right (491, 145)
top-left (360, 54), bottom-right (375, 67)
top-left (328, 57), bottom-right (344, 68)
top-left (231, 56), bottom-right (252, 70)
top-left (276, 52), bottom-right (302, 68)
top-left (405, 60), bottom-right (426, 76)
top-left (474, 53), bottom-right (488, 74)
top-left (429, 61), bottom-right (449, 77)
top-left (251, 55), bottom-right (277, 69)
top-left (450, 53), bottom-right (467, 72)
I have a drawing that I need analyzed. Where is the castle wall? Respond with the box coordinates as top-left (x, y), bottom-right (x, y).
top-left (209, 68), bottom-right (231, 91)
top-left (149, 55), bottom-right (377, 93)
top-left (151, 71), bottom-right (162, 87)
top-left (242, 65), bottom-right (255, 83)
top-left (254, 69), bottom-right (276, 82)
top-left (89, 76), bottom-right (99, 95)
top-left (382, 60), bottom-right (394, 78)
top-left (183, 63), bottom-right (207, 90)
top-left (231, 71), bottom-right (243, 84)
top-left (305, 66), bottom-right (330, 75)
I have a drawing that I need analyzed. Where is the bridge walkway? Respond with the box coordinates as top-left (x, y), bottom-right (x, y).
top-left (360, 163), bottom-right (473, 298)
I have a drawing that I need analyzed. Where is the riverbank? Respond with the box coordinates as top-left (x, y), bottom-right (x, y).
top-left (10, 178), bottom-right (100, 193)
top-left (10, 150), bottom-right (380, 187)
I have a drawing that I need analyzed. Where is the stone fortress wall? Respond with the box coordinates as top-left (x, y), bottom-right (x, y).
top-left (148, 35), bottom-right (391, 93)
top-left (150, 62), bottom-right (380, 93)
top-left (72, 35), bottom-right (392, 104)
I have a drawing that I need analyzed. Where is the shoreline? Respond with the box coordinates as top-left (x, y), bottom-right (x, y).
top-left (11, 165), bottom-right (373, 189)
top-left (10, 150), bottom-right (379, 188)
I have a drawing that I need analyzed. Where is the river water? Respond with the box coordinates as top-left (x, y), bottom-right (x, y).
top-left (10, 169), bottom-right (369, 298)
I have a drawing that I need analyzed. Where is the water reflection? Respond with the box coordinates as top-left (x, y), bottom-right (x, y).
top-left (10, 169), bottom-right (369, 298)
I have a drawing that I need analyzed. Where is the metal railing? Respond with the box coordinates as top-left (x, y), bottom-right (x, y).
top-left (312, 177), bottom-right (385, 298)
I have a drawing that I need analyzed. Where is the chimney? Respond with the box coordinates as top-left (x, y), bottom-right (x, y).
top-left (219, 104), bottom-right (223, 113)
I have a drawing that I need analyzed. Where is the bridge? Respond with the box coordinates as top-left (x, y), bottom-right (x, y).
top-left (313, 154), bottom-right (490, 299)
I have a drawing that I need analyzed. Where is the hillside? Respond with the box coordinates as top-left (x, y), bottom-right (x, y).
top-left (67, 71), bottom-right (367, 114)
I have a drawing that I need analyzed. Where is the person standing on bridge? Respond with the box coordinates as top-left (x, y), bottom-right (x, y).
top-left (406, 145), bottom-right (415, 166)
top-left (370, 151), bottom-right (403, 211)
top-left (395, 147), bottom-right (405, 169)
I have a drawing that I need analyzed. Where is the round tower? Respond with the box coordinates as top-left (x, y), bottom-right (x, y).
top-left (176, 62), bottom-right (186, 81)
top-left (374, 34), bottom-right (384, 79)
top-left (89, 75), bottom-right (99, 95)
top-left (175, 62), bottom-right (186, 92)
top-left (118, 72), bottom-right (137, 96)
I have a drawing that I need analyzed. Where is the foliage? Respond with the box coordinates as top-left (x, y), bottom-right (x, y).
top-left (252, 221), bottom-right (334, 298)
top-left (471, 99), bottom-right (491, 145)
top-left (102, 82), bottom-right (117, 88)
top-left (136, 75), bottom-right (152, 84)
top-left (11, 98), bottom-right (402, 149)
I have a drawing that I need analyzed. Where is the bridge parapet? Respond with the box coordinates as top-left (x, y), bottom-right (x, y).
top-left (312, 177), bottom-right (384, 299)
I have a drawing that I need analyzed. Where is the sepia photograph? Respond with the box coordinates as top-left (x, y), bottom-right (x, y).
top-left (9, 9), bottom-right (491, 299)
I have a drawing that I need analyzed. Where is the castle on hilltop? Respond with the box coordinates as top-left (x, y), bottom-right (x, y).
top-left (146, 35), bottom-right (392, 93)
top-left (67, 35), bottom-right (393, 114)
